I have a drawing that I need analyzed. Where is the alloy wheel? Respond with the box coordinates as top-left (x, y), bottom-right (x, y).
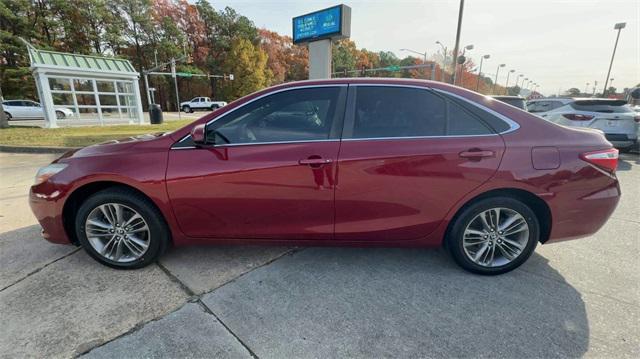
top-left (462, 207), bottom-right (530, 267)
top-left (85, 203), bottom-right (151, 263)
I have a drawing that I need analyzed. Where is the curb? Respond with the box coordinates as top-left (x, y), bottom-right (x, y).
top-left (0, 145), bottom-right (76, 154)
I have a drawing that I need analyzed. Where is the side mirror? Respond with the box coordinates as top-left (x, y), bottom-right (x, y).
top-left (190, 124), bottom-right (208, 146)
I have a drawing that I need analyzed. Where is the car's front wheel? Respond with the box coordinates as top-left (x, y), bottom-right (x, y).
top-left (446, 197), bottom-right (539, 275)
top-left (55, 110), bottom-right (65, 119)
top-left (75, 188), bottom-right (170, 269)
top-left (182, 105), bottom-right (192, 113)
top-left (4, 112), bottom-right (11, 120)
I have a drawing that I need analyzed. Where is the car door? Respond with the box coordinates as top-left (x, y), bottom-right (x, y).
top-left (166, 86), bottom-right (347, 239)
top-left (191, 98), bottom-right (201, 109)
top-left (334, 85), bottom-right (506, 241)
top-left (9, 101), bottom-right (29, 118)
top-left (26, 101), bottom-right (45, 118)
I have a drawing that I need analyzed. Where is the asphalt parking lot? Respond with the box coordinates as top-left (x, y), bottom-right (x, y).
top-left (1, 151), bottom-right (638, 358)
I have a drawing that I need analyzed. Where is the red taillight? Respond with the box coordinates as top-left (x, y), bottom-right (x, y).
top-left (580, 148), bottom-right (619, 172)
top-left (563, 114), bottom-right (594, 121)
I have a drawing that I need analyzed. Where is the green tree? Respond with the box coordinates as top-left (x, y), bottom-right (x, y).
top-left (332, 39), bottom-right (357, 75)
top-left (219, 38), bottom-right (271, 100)
top-left (566, 87), bottom-right (581, 96)
top-left (0, 0), bottom-right (38, 100)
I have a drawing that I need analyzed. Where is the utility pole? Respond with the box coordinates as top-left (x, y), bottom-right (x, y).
top-left (450, 0), bottom-right (465, 85)
top-left (171, 58), bottom-right (182, 121)
top-left (603, 22), bottom-right (626, 97)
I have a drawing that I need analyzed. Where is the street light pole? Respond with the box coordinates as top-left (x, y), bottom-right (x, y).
top-left (517, 75), bottom-right (524, 88)
top-left (455, 44), bottom-right (473, 86)
top-left (504, 69), bottom-right (515, 95)
top-left (609, 78), bottom-right (615, 95)
top-left (492, 64), bottom-right (505, 94)
top-left (435, 41), bottom-right (447, 82)
top-left (475, 54), bottom-right (490, 91)
top-left (450, 0), bottom-right (465, 85)
top-left (603, 22), bottom-right (626, 97)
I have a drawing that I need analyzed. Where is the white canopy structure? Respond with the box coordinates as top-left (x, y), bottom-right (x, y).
top-left (26, 43), bottom-right (144, 128)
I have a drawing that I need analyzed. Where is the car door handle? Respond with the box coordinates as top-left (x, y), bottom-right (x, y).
top-left (459, 149), bottom-right (495, 158)
top-left (299, 158), bottom-right (333, 166)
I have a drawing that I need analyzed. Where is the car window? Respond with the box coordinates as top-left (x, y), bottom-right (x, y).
top-left (569, 100), bottom-right (634, 113)
top-left (526, 101), bottom-right (539, 112)
top-left (206, 87), bottom-right (342, 145)
top-left (447, 100), bottom-right (492, 135)
top-left (548, 101), bottom-right (564, 110)
top-left (530, 100), bottom-right (560, 113)
top-left (495, 97), bottom-right (526, 110)
top-left (349, 86), bottom-right (492, 138)
top-left (351, 87), bottom-right (446, 138)
top-left (191, 98), bottom-right (198, 103)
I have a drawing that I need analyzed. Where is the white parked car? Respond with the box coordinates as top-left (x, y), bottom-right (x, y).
top-left (527, 98), bottom-right (639, 151)
top-left (180, 97), bottom-right (227, 113)
top-left (3, 100), bottom-right (73, 120)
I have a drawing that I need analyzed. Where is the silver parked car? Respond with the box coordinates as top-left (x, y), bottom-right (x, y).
top-left (527, 98), bottom-right (639, 151)
top-left (3, 100), bottom-right (73, 120)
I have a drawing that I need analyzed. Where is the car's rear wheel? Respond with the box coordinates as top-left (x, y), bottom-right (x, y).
top-left (446, 197), bottom-right (539, 275)
top-left (75, 188), bottom-right (169, 269)
top-left (4, 112), bottom-right (11, 120)
top-left (210, 104), bottom-right (219, 111)
top-left (55, 110), bottom-right (65, 119)
top-left (182, 105), bottom-right (191, 113)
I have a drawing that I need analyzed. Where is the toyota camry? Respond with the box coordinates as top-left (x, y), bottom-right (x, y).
top-left (30, 78), bottom-right (621, 275)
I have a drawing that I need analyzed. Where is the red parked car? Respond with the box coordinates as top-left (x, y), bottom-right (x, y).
top-left (30, 79), bottom-right (621, 274)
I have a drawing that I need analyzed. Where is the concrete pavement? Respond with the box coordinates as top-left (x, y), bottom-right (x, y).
top-left (0, 151), bottom-right (638, 358)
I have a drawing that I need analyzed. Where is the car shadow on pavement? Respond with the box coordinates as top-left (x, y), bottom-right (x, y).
top-left (617, 153), bottom-right (639, 171)
top-left (201, 246), bottom-right (590, 358)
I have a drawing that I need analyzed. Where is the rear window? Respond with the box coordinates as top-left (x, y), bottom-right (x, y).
top-left (570, 100), bottom-right (633, 113)
top-left (493, 97), bottom-right (527, 110)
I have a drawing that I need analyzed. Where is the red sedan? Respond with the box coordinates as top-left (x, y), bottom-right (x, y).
top-left (30, 79), bottom-right (620, 274)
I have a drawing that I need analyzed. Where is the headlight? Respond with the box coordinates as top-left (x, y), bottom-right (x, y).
top-left (35, 163), bottom-right (68, 185)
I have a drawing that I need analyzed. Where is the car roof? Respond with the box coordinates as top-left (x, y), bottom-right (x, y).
top-left (491, 96), bottom-right (524, 100)
top-left (528, 98), bottom-right (573, 104)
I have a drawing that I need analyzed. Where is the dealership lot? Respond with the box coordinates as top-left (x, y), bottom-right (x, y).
top-left (1, 151), bottom-right (638, 358)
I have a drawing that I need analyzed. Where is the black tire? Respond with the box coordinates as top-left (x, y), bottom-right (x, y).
top-left (55, 110), bottom-right (65, 119)
top-left (210, 104), bottom-right (219, 111)
top-left (182, 105), bottom-right (191, 113)
top-left (446, 196), bottom-right (539, 275)
top-left (75, 187), bottom-right (170, 269)
top-left (4, 112), bottom-right (11, 120)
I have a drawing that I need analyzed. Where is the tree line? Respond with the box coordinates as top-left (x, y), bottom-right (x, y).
top-left (1, 0), bottom-right (509, 111)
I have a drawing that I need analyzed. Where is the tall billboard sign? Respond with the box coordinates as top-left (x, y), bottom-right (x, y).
top-left (292, 5), bottom-right (351, 79)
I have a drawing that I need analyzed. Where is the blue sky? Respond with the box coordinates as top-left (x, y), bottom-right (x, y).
top-left (209, 0), bottom-right (640, 95)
